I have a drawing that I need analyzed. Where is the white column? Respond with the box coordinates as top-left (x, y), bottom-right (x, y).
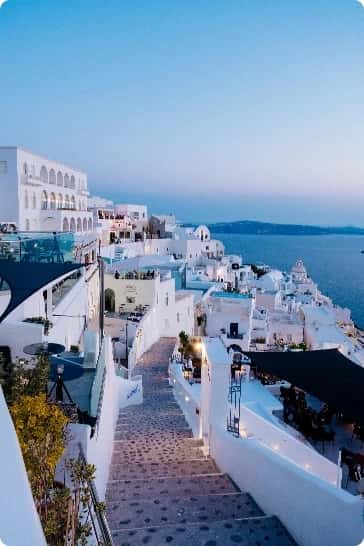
top-left (200, 338), bottom-right (231, 446)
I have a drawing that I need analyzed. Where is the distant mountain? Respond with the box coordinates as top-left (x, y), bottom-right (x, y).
top-left (206, 220), bottom-right (364, 236)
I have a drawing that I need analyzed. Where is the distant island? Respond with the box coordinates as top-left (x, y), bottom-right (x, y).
top-left (204, 220), bottom-right (364, 236)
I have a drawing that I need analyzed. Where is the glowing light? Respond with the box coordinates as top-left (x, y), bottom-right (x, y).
top-left (304, 463), bottom-right (311, 470)
top-left (185, 396), bottom-right (190, 402)
top-left (272, 444), bottom-right (279, 451)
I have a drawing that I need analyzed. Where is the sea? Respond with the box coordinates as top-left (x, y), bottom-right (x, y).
top-left (212, 233), bottom-right (364, 329)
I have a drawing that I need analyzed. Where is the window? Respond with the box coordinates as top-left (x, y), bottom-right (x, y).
top-left (24, 190), bottom-right (29, 209)
top-left (133, 212), bottom-right (140, 220)
top-left (0, 161), bottom-right (8, 175)
top-left (50, 193), bottom-right (56, 210)
top-left (57, 171), bottom-right (63, 186)
top-left (23, 163), bottom-right (28, 175)
top-left (40, 166), bottom-right (48, 183)
top-left (177, 312), bottom-right (180, 323)
top-left (41, 190), bottom-right (48, 209)
top-left (49, 169), bottom-right (56, 184)
top-left (165, 293), bottom-right (169, 306)
top-left (64, 174), bottom-right (70, 188)
top-left (32, 193), bottom-right (36, 209)
top-left (63, 218), bottom-right (69, 231)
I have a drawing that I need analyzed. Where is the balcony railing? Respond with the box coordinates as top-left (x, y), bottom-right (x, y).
top-left (0, 232), bottom-right (77, 263)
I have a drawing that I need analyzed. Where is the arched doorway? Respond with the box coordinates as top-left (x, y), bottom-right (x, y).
top-left (104, 288), bottom-right (115, 312)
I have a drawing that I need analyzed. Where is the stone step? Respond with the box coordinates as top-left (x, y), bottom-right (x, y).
top-left (107, 492), bottom-right (263, 530)
top-left (114, 430), bottom-right (194, 442)
top-left (111, 446), bottom-right (204, 464)
top-left (115, 423), bottom-right (190, 433)
top-left (109, 459), bottom-right (218, 481)
top-left (116, 418), bottom-right (188, 429)
top-left (106, 473), bottom-right (237, 503)
top-left (110, 515), bottom-right (296, 546)
top-left (113, 438), bottom-right (204, 451)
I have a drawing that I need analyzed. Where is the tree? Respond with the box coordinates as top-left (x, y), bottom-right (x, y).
top-left (4, 353), bottom-right (49, 404)
top-left (10, 394), bottom-right (68, 518)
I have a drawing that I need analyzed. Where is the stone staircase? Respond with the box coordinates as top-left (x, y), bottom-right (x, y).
top-left (106, 338), bottom-right (297, 546)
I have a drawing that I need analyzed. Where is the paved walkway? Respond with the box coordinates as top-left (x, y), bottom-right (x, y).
top-left (106, 338), bottom-right (296, 546)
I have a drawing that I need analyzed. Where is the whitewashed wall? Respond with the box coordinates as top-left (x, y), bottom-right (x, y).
top-left (211, 426), bottom-right (364, 546)
top-left (0, 388), bottom-right (46, 546)
top-left (60, 337), bottom-right (143, 500)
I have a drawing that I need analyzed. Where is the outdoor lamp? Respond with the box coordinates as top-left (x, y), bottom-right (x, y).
top-left (57, 363), bottom-right (65, 376)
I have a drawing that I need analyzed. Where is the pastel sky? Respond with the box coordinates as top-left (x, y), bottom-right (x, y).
top-left (1, 0), bottom-right (364, 224)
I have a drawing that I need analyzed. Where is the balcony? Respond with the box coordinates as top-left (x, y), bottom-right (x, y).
top-left (20, 174), bottom-right (43, 187)
top-left (0, 232), bottom-right (76, 263)
top-left (39, 208), bottom-right (93, 233)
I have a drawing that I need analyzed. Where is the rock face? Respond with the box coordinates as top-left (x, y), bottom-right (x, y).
top-left (106, 338), bottom-right (296, 546)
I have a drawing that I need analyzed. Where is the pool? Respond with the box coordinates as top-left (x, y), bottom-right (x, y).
top-left (213, 291), bottom-right (252, 299)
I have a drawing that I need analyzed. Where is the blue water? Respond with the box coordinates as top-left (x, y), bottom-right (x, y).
top-left (213, 291), bottom-right (252, 299)
top-left (213, 234), bottom-right (364, 328)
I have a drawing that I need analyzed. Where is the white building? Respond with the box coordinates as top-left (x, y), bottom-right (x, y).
top-left (203, 290), bottom-right (254, 351)
top-left (104, 269), bottom-right (194, 340)
top-left (0, 147), bottom-right (93, 232)
top-left (114, 203), bottom-right (148, 224)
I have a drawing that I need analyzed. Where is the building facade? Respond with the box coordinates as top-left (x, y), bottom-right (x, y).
top-left (0, 147), bottom-right (93, 232)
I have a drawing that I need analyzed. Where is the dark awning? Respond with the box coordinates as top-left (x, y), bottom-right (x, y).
top-left (245, 349), bottom-right (364, 426)
top-left (0, 262), bottom-right (83, 322)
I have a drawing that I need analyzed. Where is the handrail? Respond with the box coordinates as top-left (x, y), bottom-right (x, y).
top-left (78, 443), bottom-right (114, 546)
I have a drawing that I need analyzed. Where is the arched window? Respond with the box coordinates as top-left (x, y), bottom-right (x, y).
top-left (24, 190), bottom-right (29, 209)
top-left (50, 192), bottom-right (56, 210)
top-left (49, 169), bottom-right (56, 184)
top-left (78, 200), bottom-right (81, 210)
top-left (57, 171), bottom-right (63, 186)
top-left (23, 163), bottom-right (28, 175)
top-left (88, 218), bottom-right (92, 231)
top-left (77, 218), bottom-right (82, 232)
top-left (83, 218), bottom-right (87, 231)
top-left (57, 193), bottom-right (63, 209)
top-left (41, 190), bottom-right (48, 209)
top-left (70, 218), bottom-right (76, 232)
top-left (40, 166), bottom-right (48, 183)
top-left (70, 195), bottom-right (76, 209)
top-left (62, 217), bottom-right (69, 232)
top-left (25, 219), bottom-right (30, 231)
top-left (32, 192), bottom-right (36, 209)
top-left (64, 174), bottom-right (70, 188)
top-left (64, 194), bottom-right (70, 209)
top-left (70, 175), bottom-right (75, 189)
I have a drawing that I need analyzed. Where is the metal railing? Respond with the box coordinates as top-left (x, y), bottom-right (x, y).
top-left (78, 444), bottom-right (114, 546)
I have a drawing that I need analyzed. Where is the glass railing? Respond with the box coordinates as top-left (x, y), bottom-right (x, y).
top-left (0, 232), bottom-right (76, 263)
top-left (89, 340), bottom-right (106, 418)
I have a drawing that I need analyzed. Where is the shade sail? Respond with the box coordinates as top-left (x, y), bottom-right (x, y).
top-left (0, 262), bottom-right (83, 322)
top-left (245, 349), bottom-right (364, 425)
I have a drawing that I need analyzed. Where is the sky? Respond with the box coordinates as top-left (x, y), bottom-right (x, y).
top-left (1, 0), bottom-right (364, 224)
